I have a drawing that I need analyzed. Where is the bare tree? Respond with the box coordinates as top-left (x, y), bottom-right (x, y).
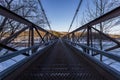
top-left (0, 0), bottom-right (47, 55)
top-left (85, 0), bottom-right (120, 32)
top-left (0, 0), bottom-right (46, 41)
top-left (84, 0), bottom-right (120, 61)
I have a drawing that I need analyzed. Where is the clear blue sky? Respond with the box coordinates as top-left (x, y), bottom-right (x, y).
top-left (41, 0), bottom-right (88, 32)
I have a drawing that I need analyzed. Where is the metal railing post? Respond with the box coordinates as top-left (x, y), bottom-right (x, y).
top-left (87, 26), bottom-right (90, 54)
top-left (89, 27), bottom-right (93, 55)
top-left (72, 33), bottom-right (74, 42)
top-left (29, 26), bottom-right (34, 54)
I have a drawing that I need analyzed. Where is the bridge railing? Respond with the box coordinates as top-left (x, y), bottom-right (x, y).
top-left (0, 5), bottom-right (57, 56)
top-left (63, 6), bottom-right (120, 79)
top-left (0, 42), bottom-right (54, 79)
top-left (63, 6), bottom-right (120, 61)
top-left (63, 6), bottom-right (120, 73)
top-left (0, 5), bottom-right (57, 78)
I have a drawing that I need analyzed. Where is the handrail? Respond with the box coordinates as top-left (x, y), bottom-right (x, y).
top-left (0, 42), bottom-right (54, 80)
top-left (66, 40), bottom-right (120, 63)
top-left (65, 40), bottom-right (120, 80)
top-left (0, 39), bottom-right (56, 63)
top-left (0, 44), bottom-right (40, 63)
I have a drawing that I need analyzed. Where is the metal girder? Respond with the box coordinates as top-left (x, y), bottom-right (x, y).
top-left (35, 26), bottom-right (50, 35)
top-left (42, 32), bottom-right (49, 41)
top-left (0, 5), bottom-right (32, 26)
top-left (0, 44), bottom-right (40, 63)
top-left (76, 28), bottom-right (86, 42)
top-left (0, 43), bottom-right (17, 51)
top-left (105, 45), bottom-right (120, 51)
top-left (34, 27), bottom-right (45, 43)
top-left (92, 27), bottom-right (120, 46)
top-left (69, 6), bottom-right (120, 34)
top-left (88, 6), bottom-right (120, 26)
top-left (30, 27), bottom-right (34, 47)
top-left (0, 5), bottom-right (53, 35)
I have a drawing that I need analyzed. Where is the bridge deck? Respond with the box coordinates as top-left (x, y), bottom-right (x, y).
top-left (15, 40), bottom-right (107, 80)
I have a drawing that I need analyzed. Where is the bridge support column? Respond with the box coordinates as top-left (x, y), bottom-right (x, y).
top-left (72, 33), bottom-right (75, 42)
top-left (29, 26), bottom-right (35, 54)
top-left (46, 33), bottom-right (49, 42)
top-left (89, 27), bottom-right (94, 55)
top-left (87, 26), bottom-right (90, 54)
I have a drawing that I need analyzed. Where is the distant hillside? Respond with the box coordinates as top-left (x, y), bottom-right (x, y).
top-left (49, 31), bottom-right (68, 37)
top-left (50, 31), bottom-right (120, 39)
top-left (3, 30), bottom-right (120, 39)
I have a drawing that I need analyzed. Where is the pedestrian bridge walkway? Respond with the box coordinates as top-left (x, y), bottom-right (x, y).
top-left (2, 40), bottom-right (109, 80)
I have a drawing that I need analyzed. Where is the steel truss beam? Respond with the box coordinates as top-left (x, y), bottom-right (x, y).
top-left (0, 5), bottom-right (57, 45)
top-left (68, 6), bottom-right (120, 34)
top-left (0, 43), bottom-right (17, 51)
top-left (0, 5), bottom-right (53, 35)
